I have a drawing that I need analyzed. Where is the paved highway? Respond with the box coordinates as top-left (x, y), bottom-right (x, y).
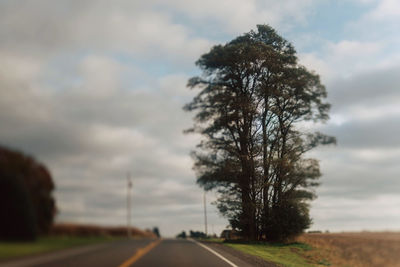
top-left (1, 239), bottom-right (254, 267)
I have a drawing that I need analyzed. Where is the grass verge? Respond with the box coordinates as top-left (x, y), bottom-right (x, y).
top-left (0, 236), bottom-right (117, 261)
top-left (224, 242), bottom-right (330, 267)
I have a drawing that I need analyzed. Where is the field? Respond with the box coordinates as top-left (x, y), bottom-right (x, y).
top-left (297, 232), bottom-right (400, 267)
top-left (221, 232), bottom-right (400, 267)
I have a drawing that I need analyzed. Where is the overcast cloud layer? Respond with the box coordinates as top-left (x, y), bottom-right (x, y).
top-left (1, 0), bottom-right (399, 236)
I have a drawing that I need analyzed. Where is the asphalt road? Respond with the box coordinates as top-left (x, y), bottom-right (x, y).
top-left (1, 238), bottom-right (253, 267)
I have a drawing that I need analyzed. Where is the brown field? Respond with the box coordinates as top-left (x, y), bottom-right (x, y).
top-left (297, 232), bottom-right (400, 267)
top-left (50, 223), bottom-right (156, 238)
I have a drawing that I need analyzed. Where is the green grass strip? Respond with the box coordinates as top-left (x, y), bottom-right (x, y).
top-left (225, 242), bottom-right (329, 267)
top-left (0, 236), bottom-right (116, 260)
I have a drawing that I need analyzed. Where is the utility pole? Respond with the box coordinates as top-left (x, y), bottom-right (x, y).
top-left (203, 191), bottom-right (208, 236)
top-left (127, 172), bottom-right (132, 239)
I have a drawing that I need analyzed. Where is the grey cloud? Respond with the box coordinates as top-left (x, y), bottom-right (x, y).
top-left (306, 63), bottom-right (400, 204)
top-left (310, 194), bottom-right (400, 231)
top-left (310, 147), bottom-right (400, 200)
top-left (328, 65), bottom-right (400, 111)
top-left (0, 0), bottom-right (210, 66)
top-left (321, 115), bottom-right (400, 149)
top-left (0, 0), bottom-right (321, 236)
top-left (55, 176), bottom-right (214, 235)
top-left (0, 51), bottom-right (206, 236)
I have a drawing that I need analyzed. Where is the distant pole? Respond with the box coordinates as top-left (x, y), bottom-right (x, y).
top-left (203, 191), bottom-right (208, 236)
top-left (127, 172), bottom-right (132, 238)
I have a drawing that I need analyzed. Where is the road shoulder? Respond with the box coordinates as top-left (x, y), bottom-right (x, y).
top-left (198, 240), bottom-right (278, 267)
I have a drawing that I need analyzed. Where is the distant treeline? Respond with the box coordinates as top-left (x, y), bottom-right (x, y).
top-left (51, 223), bottom-right (156, 238)
top-left (176, 230), bottom-right (207, 239)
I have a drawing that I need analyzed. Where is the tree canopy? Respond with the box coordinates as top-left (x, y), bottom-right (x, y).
top-left (0, 145), bottom-right (56, 240)
top-left (185, 25), bottom-right (335, 241)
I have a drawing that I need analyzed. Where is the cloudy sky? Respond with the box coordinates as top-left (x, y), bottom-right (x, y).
top-left (1, 0), bottom-right (399, 236)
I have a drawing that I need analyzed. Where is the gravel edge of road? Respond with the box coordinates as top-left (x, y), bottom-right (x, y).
top-left (200, 241), bottom-right (279, 267)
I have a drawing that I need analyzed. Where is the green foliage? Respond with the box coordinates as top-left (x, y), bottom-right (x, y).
top-left (189, 230), bottom-right (207, 238)
top-left (185, 24), bottom-right (335, 241)
top-left (0, 146), bottom-right (56, 240)
top-left (264, 202), bottom-right (312, 242)
top-left (176, 231), bottom-right (187, 239)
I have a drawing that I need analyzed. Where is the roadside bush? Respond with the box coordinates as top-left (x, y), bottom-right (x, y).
top-left (264, 202), bottom-right (311, 242)
top-left (176, 231), bottom-right (187, 239)
top-left (189, 230), bottom-right (207, 239)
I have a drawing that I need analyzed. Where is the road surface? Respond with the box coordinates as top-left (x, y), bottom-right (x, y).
top-left (0, 238), bottom-right (255, 267)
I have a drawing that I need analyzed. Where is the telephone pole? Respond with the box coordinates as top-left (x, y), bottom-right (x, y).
top-left (203, 191), bottom-right (208, 236)
top-left (127, 172), bottom-right (132, 238)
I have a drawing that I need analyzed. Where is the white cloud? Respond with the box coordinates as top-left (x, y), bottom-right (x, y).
top-left (369, 0), bottom-right (400, 19)
top-left (328, 40), bottom-right (382, 58)
top-left (78, 55), bottom-right (123, 97)
top-left (311, 195), bottom-right (400, 231)
top-left (0, 52), bottom-right (42, 82)
top-left (299, 40), bottom-right (384, 82)
top-left (298, 52), bottom-right (332, 81)
top-left (162, 0), bottom-right (318, 34)
top-left (0, 1), bottom-right (211, 65)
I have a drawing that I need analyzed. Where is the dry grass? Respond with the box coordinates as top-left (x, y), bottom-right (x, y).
top-left (50, 223), bottom-right (156, 238)
top-left (297, 232), bottom-right (400, 267)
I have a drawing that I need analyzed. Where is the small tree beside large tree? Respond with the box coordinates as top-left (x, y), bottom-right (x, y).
top-left (184, 25), bottom-right (335, 242)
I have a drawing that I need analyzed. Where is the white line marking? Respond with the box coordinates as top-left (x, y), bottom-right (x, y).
top-left (191, 239), bottom-right (239, 267)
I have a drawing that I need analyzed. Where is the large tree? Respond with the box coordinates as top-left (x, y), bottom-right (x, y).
top-left (0, 145), bottom-right (56, 240)
top-left (185, 25), bottom-right (335, 241)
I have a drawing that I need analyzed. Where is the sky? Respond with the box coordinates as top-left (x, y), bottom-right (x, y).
top-left (1, 0), bottom-right (399, 237)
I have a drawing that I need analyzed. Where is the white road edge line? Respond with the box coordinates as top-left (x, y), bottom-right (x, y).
top-left (190, 239), bottom-right (239, 267)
